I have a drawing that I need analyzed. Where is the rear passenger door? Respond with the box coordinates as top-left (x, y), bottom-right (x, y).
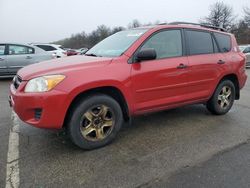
top-left (6, 44), bottom-right (35, 74)
top-left (185, 29), bottom-right (225, 101)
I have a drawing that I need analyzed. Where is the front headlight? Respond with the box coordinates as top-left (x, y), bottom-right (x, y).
top-left (24, 75), bottom-right (65, 93)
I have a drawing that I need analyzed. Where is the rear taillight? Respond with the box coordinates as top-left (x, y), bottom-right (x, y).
top-left (240, 53), bottom-right (247, 71)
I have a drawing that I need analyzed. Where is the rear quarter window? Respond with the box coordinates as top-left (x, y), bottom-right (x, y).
top-left (36, 45), bottom-right (57, 51)
top-left (214, 33), bottom-right (231, 53)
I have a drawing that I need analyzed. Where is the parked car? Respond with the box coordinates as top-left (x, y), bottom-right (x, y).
top-left (9, 22), bottom-right (247, 150)
top-left (78, 48), bottom-right (88, 54)
top-left (31, 43), bottom-right (67, 58)
top-left (0, 43), bottom-right (55, 77)
top-left (239, 45), bottom-right (250, 67)
top-left (66, 49), bottom-right (78, 56)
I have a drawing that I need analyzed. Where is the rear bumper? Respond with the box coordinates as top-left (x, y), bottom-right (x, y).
top-left (9, 84), bottom-right (68, 129)
top-left (239, 72), bottom-right (248, 89)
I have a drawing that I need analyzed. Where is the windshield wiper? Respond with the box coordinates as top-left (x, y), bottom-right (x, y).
top-left (85, 53), bottom-right (102, 57)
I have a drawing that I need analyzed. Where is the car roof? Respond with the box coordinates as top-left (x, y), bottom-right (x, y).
top-left (0, 43), bottom-right (39, 48)
top-left (30, 43), bottom-right (62, 47)
top-left (134, 23), bottom-right (231, 36)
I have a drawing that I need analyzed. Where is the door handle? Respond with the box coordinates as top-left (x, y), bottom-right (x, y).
top-left (177, 63), bottom-right (188, 69)
top-left (26, 56), bottom-right (32, 59)
top-left (0, 58), bottom-right (4, 61)
top-left (217, 60), bottom-right (225, 64)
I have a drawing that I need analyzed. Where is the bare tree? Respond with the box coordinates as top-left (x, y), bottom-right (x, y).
top-left (55, 25), bottom-right (125, 48)
top-left (231, 20), bottom-right (250, 44)
top-left (200, 2), bottom-right (235, 30)
top-left (244, 7), bottom-right (250, 26)
top-left (128, 19), bottom-right (141, 28)
top-left (112, 26), bottom-right (125, 33)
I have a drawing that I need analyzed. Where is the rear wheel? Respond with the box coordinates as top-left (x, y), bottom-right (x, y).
top-left (206, 80), bottom-right (235, 115)
top-left (67, 94), bottom-right (123, 150)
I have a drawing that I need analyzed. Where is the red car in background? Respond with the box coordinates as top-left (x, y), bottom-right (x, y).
top-left (66, 49), bottom-right (79, 56)
top-left (9, 22), bottom-right (247, 150)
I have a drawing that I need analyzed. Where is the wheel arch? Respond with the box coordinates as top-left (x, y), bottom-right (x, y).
top-left (217, 73), bottom-right (240, 100)
top-left (63, 86), bottom-right (131, 128)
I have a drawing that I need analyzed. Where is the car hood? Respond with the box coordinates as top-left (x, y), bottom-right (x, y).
top-left (18, 55), bottom-right (113, 80)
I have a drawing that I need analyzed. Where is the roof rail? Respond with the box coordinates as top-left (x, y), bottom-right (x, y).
top-left (166, 22), bottom-right (227, 32)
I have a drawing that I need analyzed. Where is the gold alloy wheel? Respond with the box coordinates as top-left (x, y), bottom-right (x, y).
top-left (80, 105), bottom-right (115, 141)
top-left (218, 86), bottom-right (232, 109)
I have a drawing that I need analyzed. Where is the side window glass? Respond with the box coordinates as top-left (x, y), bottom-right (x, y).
top-left (186, 30), bottom-right (213, 55)
top-left (214, 33), bottom-right (231, 52)
top-left (0, 45), bottom-right (5, 55)
top-left (36, 45), bottom-right (56, 51)
top-left (8, 45), bottom-right (32, 55)
top-left (140, 30), bottom-right (183, 59)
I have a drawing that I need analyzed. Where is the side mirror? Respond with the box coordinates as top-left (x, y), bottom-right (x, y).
top-left (136, 48), bottom-right (156, 62)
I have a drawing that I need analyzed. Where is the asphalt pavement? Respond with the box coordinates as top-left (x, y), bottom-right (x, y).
top-left (0, 70), bottom-right (250, 188)
top-left (144, 140), bottom-right (250, 188)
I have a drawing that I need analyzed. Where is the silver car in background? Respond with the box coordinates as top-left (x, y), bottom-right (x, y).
top-left (0, 43), bottom-right (55, 76)
top-left (239, 45), bottom-right (250, 67)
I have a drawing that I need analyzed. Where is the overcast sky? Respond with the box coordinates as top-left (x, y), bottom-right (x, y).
top-left (0, 0), bottom-right (249, 43)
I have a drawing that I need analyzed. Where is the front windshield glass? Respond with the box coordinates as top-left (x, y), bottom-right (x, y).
top-left (85, 29), bottom-right (148, 57)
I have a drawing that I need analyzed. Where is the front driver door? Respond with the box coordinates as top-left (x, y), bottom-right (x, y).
top-left (131, 29), bottom-right (189, 114)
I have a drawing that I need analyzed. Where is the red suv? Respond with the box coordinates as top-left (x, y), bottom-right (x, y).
top-left (9, 22), bottom-right (247, 150)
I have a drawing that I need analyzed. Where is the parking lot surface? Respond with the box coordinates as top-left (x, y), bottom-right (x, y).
top-left (0, 70), bottom-right (250, 188)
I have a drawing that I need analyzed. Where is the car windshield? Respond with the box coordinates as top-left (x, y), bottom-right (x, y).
top-left (85, 29), bottom-right (148, 57)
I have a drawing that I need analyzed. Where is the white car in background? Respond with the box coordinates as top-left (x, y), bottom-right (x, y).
top-left (30, 43), bottom-right (67, 58)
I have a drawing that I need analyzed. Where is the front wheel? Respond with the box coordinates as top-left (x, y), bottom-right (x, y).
top-left (206, 80), bottom-right (235, 115)
top-left (67, 94), bottom-right (123, 150)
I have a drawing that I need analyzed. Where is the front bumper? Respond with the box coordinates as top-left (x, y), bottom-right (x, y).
top-left (9, 84), bottom-right (69, 129)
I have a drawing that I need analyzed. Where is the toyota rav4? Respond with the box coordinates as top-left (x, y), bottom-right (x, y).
top-left (9, 22), bottom-right (248, 150)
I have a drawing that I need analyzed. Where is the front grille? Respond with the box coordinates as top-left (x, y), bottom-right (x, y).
top-left (13, 75), bottom-right (22, 89)
top-left (34, 108), bottom-right (42, 120)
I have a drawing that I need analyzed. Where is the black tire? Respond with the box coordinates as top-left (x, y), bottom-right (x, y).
top-left (206, 80), bottom-right (235, 115)
top-left (67, 94), bottom-right (123, 150)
